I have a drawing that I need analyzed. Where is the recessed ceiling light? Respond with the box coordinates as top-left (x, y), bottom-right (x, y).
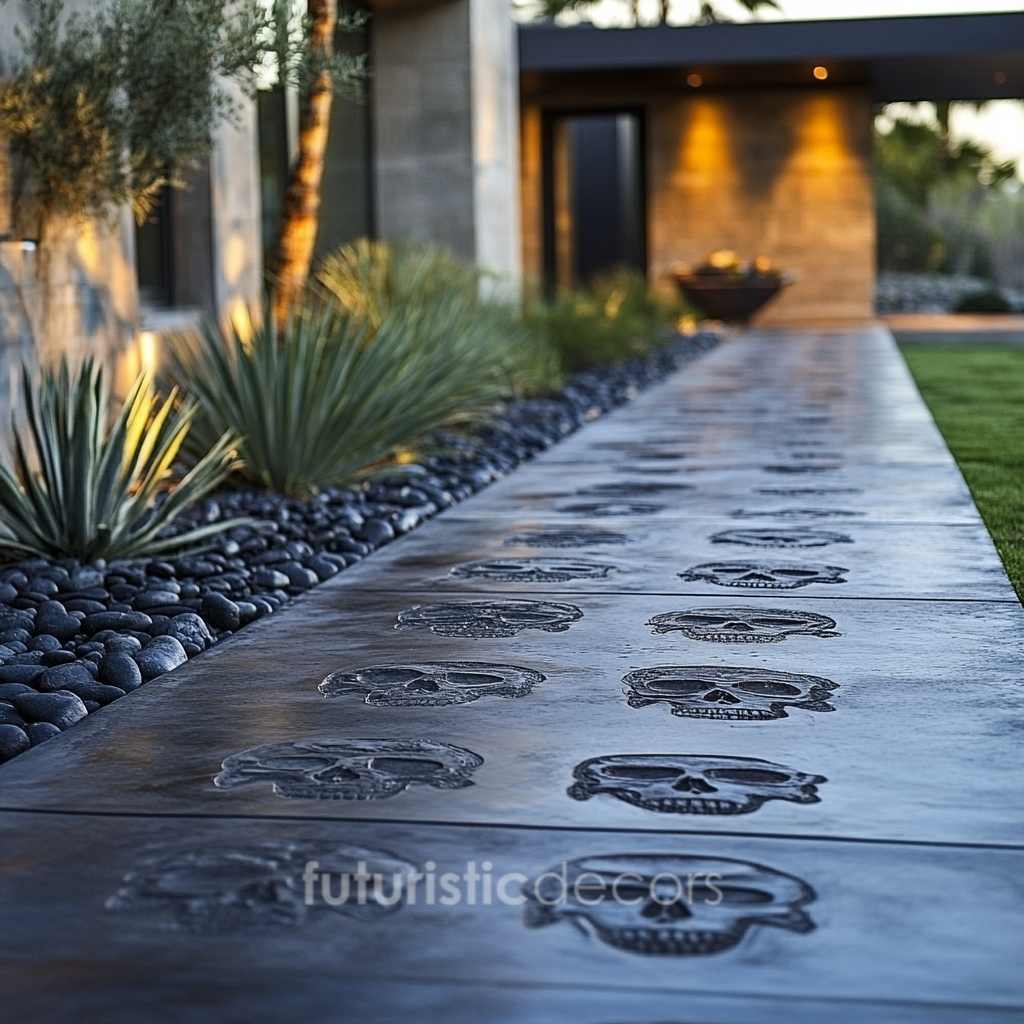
top-left (687, 72), bottom-right (703, 88)
top-left (813, 65), bottom-right (829, 81)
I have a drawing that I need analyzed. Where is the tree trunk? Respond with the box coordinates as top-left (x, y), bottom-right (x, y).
top-left (270, 0), bottom-right (337, 329)
top-left (658, 0), bottom-right (670, 24)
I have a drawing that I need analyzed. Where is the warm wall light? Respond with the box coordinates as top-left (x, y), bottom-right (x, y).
top-left (137, 331), bottom-right (158, 376)
top-left (812, 66), bottom-right (829, 81)
top-left (687, 72), bottom-right (703, 88)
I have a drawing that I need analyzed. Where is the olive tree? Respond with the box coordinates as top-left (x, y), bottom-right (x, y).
top-left (0, 0), bottom-right (362, 346)
top-left (528, 0), bottom-right (780, 27)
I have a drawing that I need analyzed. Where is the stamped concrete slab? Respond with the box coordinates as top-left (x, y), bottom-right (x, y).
top-left (524, 413), bottom-right (952, 468)
top-left (34, 977), bottom-right (1003, 1024)
top-left (522, 327), bottom-right (956, 472)
top-left (470, 464), bottom-right (981, 524)
top-left (324, 516), bottom-right (1016, 602)
top-left (20, 975), bottom-right (1016, 1024)
top-left (523, 418), bottom-right (952, 466)
top-left (0, 593), bottom-right (1021, 845)
top-left (0, 325), bottom-right (1018, 1020)
top-left (0, 812), bottom-right (1021, 1013)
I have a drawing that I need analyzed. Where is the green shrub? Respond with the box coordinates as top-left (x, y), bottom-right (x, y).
top-left (525, 269), bottom-right (685, 373)
top-left (0, 359), bottom-right (240, 561)
top-left (875, 179), bottom-right (946, 273)
top-left (317, 239), bottom-right (562, 396)
top-left (953, 289), bottom-right (1013, 315)
top-left (169, 299), bottom-right (522, 498)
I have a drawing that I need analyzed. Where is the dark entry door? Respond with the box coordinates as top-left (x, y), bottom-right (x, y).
top-left (543, 110), bottom-right (646, 292)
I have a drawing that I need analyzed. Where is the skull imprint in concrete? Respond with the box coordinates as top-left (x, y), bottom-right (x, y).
top-left (622, 666), bottom-right (838, 721)
top-left (557, 500), bottom-right (665, 517)
top-left (710, 527), bottom-right (853, 549)
top-left (449, 557), bottom-right (617, 583)
top-left (568, 754), bottom-right (826, 815)
top-left (593, 437), bottom-right (699, 451)
top-left (731, 507), bottom-right (865, 520)
top-left (578, 480), bottom-right (695, 497)
top-left (503, 526), bottom-right (629, 548)
top-left (788, 450), bottom-right (843, 460)
top-left (648, 607), bottom-right (840, 643)
top-left (756, 486), bottom-right (863, 496)
top-left (523, 854), bottom-right (816, 956)
top-left (106, 840), bottom-right (416, 933)
top-left (213, 738), bottom-right (483, 800)
top-left (762, 462), bottom-right (843, 474)
top-left (319, 661), bottom-right (543, 707)
top-left (681, 560), bottom-right (849, 589)
top-left (395, 599), bottom-right (582, 638)
top-left (615, 463), bottom-right (687, 475)
top-left (603, 447), bottom-right (689, 461)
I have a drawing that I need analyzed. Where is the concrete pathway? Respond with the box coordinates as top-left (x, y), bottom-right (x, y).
top-left (1, 326), bottom-right (1021, 1022)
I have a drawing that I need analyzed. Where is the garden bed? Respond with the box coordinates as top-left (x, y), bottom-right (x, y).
top-left (0, 332), bottom-right (717, 766)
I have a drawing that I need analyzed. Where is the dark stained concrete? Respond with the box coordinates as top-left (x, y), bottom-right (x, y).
top-left (1, 813), bottom-right (1023, 1011)
top-left (0, 326), bottom-right (1021, 1020)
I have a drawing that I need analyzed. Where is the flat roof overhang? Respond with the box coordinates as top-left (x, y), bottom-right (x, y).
top-left (518, 13), bottom-right (1024, 102)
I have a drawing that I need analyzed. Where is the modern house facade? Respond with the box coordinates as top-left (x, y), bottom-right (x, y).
top-left (0, 0), bottom-right (521, 403)
top-left (1, 4), bottom-right (1023, 390)
top-left (520, 13), bottom-right (1024, 322)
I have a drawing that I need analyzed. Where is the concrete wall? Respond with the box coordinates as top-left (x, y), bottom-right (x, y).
top-left (468, 0), bottom-right (521, 293)
top-left (521, 86), bottom-right (876, 322)
top-left (373, 0), bottom-right (521, 293)
top-left (208, 82), bottom-right (264, 329)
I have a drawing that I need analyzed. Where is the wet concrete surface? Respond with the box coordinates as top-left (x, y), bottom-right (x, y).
top-left (1, 326), bottom-right (1021, 1020)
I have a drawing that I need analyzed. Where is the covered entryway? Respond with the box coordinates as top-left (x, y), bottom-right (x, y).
top-left (519, 12), bottom-right (1024, 323)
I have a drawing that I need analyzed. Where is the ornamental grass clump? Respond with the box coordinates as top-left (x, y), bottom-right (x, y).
top-left (317, 239), bottom-right (562, 396)
top-left (0, 359), bottom-right (241, 561)
top-left (169, 297), bottom-right (518, 498)
top-left (525, 269), bottom-right (687, 373)
top-left (316, 238), bottom-right (483, 329)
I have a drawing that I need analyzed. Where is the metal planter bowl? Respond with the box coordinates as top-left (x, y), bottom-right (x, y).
top-left (673, 272), bottom-right (792, 325)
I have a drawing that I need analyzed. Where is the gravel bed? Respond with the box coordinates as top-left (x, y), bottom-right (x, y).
top-left (0, 333), bottom-right (717, 766)
top-left (876, 272), bottom-right (1024, 314)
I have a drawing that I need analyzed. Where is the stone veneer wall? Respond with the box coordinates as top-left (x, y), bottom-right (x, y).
top-left (521, 86), bottom-right (876, 323)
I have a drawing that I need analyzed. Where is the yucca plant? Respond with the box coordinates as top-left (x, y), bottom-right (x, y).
top-left (0, 359), bottom-right (242, 561)
top-left (169, 298), bottom-right (515, 498)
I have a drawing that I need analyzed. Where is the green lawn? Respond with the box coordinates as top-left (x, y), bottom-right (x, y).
top-left (901, 344), bottom-right (1024, 602)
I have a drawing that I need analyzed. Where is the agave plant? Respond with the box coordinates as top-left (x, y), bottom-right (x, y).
top-left (169, 298), bottom-right (516, 498)
top-left (0, 358), bottom-right (242, 561)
